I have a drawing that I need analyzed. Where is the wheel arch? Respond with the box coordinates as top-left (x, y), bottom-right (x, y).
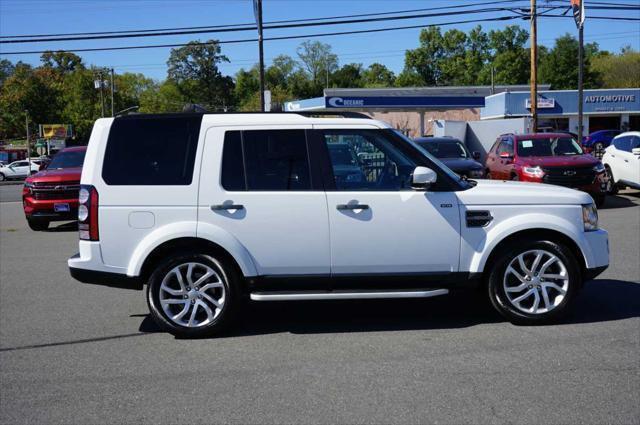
top-left (137, 237), bottom-right (249, 286)
top-left (481, 228), bottom-right (587, 281)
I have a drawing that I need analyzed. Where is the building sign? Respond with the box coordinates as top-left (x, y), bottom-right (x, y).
top-left (525, 97), bottom-right (556, 109)
top-left (39, 124), bottom-right (72, 139)
top-left (324, 96), bottom-right (485, 109)
top-left (585, 94), bottom-right (636, 103)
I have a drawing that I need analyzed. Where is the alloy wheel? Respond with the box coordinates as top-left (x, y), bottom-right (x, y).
top-left (502, 249), bottom-right (569, 315)
top-left (159, 262), bottom-right (226, 328)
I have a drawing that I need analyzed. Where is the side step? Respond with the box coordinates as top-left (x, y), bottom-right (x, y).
top-left (249, 288), bottom-right (449, 301)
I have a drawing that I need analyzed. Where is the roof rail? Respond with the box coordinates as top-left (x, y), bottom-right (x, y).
top-left (291, 111), bottom-right (371, 119)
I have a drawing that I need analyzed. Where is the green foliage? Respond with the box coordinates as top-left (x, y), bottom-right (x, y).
top-left (331, 63), bottom-right (364, 88)
top-left (539, 34), bottom-right (600, 89)
top-left (591, 47), bottom-right (640, 88)
top-left (40, 51), bottom-right (84, 74)
top-left (297, 41), bottom-right (338, 85)
top-left (362, 63), bottom-right (396, 87)
top-left (167, 40), bottom-right (235, 110)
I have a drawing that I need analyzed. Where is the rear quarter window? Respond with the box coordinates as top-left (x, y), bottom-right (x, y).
top-left (102, 115), bottom-right (202, 185)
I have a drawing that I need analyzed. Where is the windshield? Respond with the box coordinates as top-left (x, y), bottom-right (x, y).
top-left (391, 130), bottom-right (471, 188)
top-left (418, 140), bottom-right (469, 159)
top-left (47, 150), bottom-right (86, 169)
top-left (517, 137), bottom-right (583, 157)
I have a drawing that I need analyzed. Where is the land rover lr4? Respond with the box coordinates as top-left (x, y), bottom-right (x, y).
top-left (68, 113), bottom-right (609, 337)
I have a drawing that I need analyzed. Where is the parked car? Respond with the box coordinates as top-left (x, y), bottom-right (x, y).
top-left (69, 113), bottom-right (609, 338)
top-left (485, 133), bottom-right (607, 207)
top-left (326, 142), bottom-right (367, 186)
top-left (414, 137), bottom-right (484, 178)
top-left (0, 160), bottom-right (40, 181)
top-left (22, 146), bottom-right (86, 231)
top-left (582, 129), bottom-right (621, 156)
top-left (602, 131), bottom-right (640, 194)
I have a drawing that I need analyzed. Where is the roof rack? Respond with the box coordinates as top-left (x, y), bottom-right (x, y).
top-left (290, 111), bottom-right (371, 119)
top-left (114, 111), bottom-right (372, 119)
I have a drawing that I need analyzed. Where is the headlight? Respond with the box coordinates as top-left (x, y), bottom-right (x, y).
top-left (522, 165), bottom-right (545, 178)
top-left (469, 169), bottom-right (484, 178)
top-left (582, 203), bottom-right (598, 231)
top-left (593, 162), bottom-right (605, 173)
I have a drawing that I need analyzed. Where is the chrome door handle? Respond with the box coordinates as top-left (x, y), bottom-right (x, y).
top-left (337, 204), bottom-right (369, 210)
top-left (211, 204), bottom-right (244, 211)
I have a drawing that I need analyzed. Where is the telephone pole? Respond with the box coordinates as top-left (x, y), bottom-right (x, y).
top-left (25, 110), bottom-right (30, 167)
top-left (530, 0), bottom-right (538, 133)
top-left (110, 68), bottom-right (115, 117)
top-left (98, 71), bottom-right (105, 118)
top-left (254, 0), bottom-right (266, 112)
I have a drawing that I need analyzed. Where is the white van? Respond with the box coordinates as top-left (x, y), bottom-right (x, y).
top-left (69, 112), bottom-right (609, 337)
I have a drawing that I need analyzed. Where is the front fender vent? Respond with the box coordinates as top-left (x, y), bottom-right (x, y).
top-left (466, 210), bottom-right (493, 227)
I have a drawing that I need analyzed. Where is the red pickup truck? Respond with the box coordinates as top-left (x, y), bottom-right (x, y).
top-left (23, 146), bottom-right (86, 231)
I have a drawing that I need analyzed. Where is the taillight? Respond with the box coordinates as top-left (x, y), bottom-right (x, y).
top-left (78, 184), bottom-right (99, 241)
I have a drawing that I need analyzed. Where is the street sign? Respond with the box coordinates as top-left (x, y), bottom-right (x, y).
top-left (570, 0), bottom-right (585, 28)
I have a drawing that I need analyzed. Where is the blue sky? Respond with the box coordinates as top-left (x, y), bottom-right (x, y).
top-left (1, 0), bottom-right (639, 81)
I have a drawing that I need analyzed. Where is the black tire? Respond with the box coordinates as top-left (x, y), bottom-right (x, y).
top-left (511, 174), bottom-right (519, 181)
top-left (486, 172), bottom-right (492, 180)
top-left (147, 252), bottom-right (240, 338)
top-left (27, 219), bottom-right (49, 231)
top-left (594, 194), bottom-right (606, 208)
top-left (0, 173), bottom-right (5, 182)
top-left (605, 165), bottom-right (618, 195)
top-left (487, 239), bottom-right (581, 325)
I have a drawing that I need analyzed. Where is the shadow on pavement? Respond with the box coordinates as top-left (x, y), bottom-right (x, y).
top-left (135, 278), bottom-right (639, 338)
top-left (600, 195), bottom-right (637, 210)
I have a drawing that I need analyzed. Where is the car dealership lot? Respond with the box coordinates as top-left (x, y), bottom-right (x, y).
top-left (1, 187), bottom-right (638, 424)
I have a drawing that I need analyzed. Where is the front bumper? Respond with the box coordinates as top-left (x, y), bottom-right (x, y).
top-left (582, 228), bottom-right (610, 270)
top-left (23, 196), bottom-right (79, 221)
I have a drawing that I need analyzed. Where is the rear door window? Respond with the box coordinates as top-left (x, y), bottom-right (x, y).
top-left (220, 129), bottom-right (312, 191)
top-left (102, 115), bottom-right (202, 185)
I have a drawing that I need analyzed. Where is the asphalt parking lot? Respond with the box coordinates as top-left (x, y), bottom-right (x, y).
top-left (1, 184), bottom-right (638, 424)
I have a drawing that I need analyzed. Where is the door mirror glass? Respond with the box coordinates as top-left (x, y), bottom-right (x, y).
top-left (632, 148), bottom-right (640, 156)
top-left (412, 166), bottom-right (437, 190)
top-left (472, 151), bottom-right (481, 160)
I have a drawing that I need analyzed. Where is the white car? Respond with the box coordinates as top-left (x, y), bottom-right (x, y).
top-left (602, 131), bottom-right (640, 193)
top-left (68, 113), bottom-right (609, 338)
top-left (0, 160), bottom-right (40, 181)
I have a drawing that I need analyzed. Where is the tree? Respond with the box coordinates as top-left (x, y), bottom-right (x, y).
top-left (539, 34), bottom-right (600, 89)
top-left (404, 26), bottom-right (445, 85)
top-left (362, 63), bottom-right (396, 87)
top-left (297, 40), bottom-right (338, 85)
top-left (0, 59), bottom-right (15, 86)
top-left (40, 51), bottom-right (84, 75)
top-left (591, 47), bottom-right (640, 88)
top-left (487, 26), bottom-right (530, 85)
top-left (167, 40), bottom-right (235, 110)
top-left (331, 63), bottom-right (364, 88)
top-left (139, 80), bottom-right (185, 113)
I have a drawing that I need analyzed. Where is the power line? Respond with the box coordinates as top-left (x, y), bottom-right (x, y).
top-left (0, 15), bottom-right (523, 56)
top-left (0, 0), bottom-right (529, 39)
top-left (0, 6), bottom-right (535, 44)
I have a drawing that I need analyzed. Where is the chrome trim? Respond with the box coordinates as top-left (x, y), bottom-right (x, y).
top-left (250, 288), bottom-right (449, 301)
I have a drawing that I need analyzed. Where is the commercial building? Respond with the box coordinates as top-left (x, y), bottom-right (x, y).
top-left (284, 87), bottom-right (639, 138)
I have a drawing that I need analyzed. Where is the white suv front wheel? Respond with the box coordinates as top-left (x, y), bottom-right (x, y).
top-left (147, 253), bottom-right (238, 338)
top-left (487, 240), bottom-right (580, 325)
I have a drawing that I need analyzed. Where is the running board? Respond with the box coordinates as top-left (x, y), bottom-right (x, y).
top-left (249, 288), bottom-right (449, 301)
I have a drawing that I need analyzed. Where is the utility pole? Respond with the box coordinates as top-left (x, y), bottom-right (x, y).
top-left (578, 24), bottom-right (584, 143)
top-left (490, 66), bottom-right (495, 95)
top-left (325, 55), bottom-right (329, 88)
top-left (98, 71), bottom-right (105, 118)
top-left (110, 68), bottom-right (115, 117)
top-left (25, 111), bottom-right (30, 170)
top-left (530, 0), bottom-right (538, 133)
top-left (254, 0), bottom-right (266, 112)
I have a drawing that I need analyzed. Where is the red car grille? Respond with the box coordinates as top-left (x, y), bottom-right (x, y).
top-left (30, 182), bottom-right (80, 200)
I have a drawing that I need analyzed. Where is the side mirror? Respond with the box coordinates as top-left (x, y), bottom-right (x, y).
top-left (472, 151), bottom-right (481, 160)
top-left (632, 148), bottom-right (640, 156)
top-left (412, 166), bottom-right (437, 190)
top-left (499, 151), bottom-right (513, 159)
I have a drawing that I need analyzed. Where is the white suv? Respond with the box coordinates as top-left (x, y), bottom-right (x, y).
top-left (68, 113), bottom-right (609, 337)
top-left (602, 131), bottom-right (640, 194)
